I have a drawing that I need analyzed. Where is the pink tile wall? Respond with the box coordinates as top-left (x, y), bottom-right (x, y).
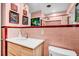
top-left (44, 27), bottom-right (79, 55)
top-left (7, 28), bottom-right (20, 38)
top-left (21, 28), bottom-right (43, 39)
top-left (21, 27), bottom-right (79, 55)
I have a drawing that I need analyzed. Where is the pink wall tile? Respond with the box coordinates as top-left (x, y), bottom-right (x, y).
top-left (7, 28), bottom-right (20, 38)
top-left (44, 27), bottom-right (79, 55)
top-left (21, 28), bottom-right (43, 39)
top-left (21, 27), bottom-right (79, 55)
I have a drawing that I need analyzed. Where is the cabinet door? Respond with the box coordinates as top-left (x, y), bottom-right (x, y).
top-left (33, 43), bottom-right (44, 56)
top-left (8, 42), bottom-right (22, 56)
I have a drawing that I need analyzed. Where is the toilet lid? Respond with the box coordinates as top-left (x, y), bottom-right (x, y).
top-left (49, 46), bottom-right (77, 56)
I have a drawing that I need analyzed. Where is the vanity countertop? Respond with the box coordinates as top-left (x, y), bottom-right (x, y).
top-left (6, 37), bottom-right (44, 49)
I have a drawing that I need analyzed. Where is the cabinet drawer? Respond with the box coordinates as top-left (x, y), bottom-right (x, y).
top-left (8, 41), bottom-right (44, 56)
top-left (8, 42), bottom-right (22, 49)
top-left (8, 42), bottom-right (22, 56)
top-left (8, 52), bottom-right (14, 56)
top-left (8, 46), bottom-right (21, 56)
top-left (22, 50), bottom-right (33, 56)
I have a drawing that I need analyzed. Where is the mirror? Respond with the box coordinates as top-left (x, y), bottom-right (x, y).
top-left (75, 3), bottom-right (79, 22)
top-left (27, 3), bottom-right (76, 26)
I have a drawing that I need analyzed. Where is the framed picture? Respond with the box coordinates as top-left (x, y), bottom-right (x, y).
top-left (75, 3), bottom-right (79, 22)
top-left (31, 17), bottom-right (41, 26)
top-left (11, 3), bottom-right (18, 12)
top-left (22, 16), bottom-right (28, 25)
top-left (9, 11), bottom-right (19, 24)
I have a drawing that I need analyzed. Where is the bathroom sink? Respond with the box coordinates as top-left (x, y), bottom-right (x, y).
top-left (6, 37), bottom-right (44, 49)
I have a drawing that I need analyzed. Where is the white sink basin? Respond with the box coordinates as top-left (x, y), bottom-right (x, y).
top-left (6, 37), bottom-right (44, 49)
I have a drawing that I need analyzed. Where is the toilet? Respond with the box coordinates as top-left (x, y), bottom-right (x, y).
top-left (49, 46), bottom-right (77, 56)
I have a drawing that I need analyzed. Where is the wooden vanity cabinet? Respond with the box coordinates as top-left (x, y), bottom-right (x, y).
top-left (8, 42), bottom-right (44, 56)
top-left (8, 42), bottom-right (23, 56)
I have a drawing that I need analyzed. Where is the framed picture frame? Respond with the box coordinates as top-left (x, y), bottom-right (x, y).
top-left (22, 16), bottom-right (28, 25)
top-left (75, 3), bottom-right (79, 22)
top-left (31, 17), bottom-right (41, 26)
top-left (9, 11), bottom-right (19, 24)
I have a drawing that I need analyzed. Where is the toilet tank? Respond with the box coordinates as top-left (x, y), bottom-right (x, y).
top-left (49, 46), bottom-right (77, 56)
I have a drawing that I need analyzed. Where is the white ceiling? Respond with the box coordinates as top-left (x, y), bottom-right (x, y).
top-left (27, 3), bottom-right (70, 14)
